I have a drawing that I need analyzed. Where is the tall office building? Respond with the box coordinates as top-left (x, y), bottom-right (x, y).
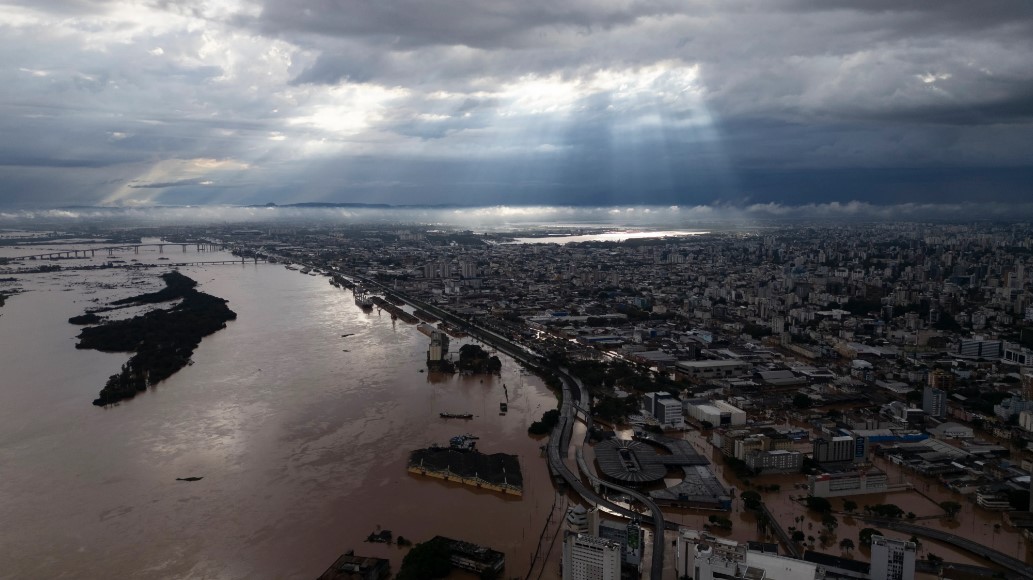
top-left (957, 338), bottom-right (1003, 359)
top-left (645, 392), bottom-right (684, 428)
top-left (923, 386), bottom-right (947, 419)
top-left (812, 435), bottom-right (866, 464)
top-left (562, 533), bottom-right (621, 580)
top-left (870, 535), bottom-right (916, 580)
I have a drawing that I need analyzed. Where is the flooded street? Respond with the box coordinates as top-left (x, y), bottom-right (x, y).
top-left (670, 428), bottom-right (1030, 575)
top-left (0, 242), bottom-right (561, 579)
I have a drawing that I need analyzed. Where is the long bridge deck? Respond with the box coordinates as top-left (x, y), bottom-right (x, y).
top-left (9, 242), bottom-right (228, 261)
top-left (5, 260), bottom-right (268, 273)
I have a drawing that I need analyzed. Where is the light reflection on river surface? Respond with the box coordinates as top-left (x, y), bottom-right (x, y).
top-left (0, 240), bottom-right (561, 579)
top-left (510, 230), bottom-right (707, 244)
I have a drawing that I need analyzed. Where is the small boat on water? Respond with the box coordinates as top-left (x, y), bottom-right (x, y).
top-left (440, 412), bottom-right (473, 419)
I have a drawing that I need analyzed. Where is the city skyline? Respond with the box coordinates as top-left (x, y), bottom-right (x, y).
top-left (2, 0), bottom-right (1031, 209)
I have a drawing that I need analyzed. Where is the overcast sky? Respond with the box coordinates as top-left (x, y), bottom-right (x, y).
top-left (1, 0), bottom-right (1031, 209)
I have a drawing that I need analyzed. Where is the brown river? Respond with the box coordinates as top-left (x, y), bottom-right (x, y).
top-left (0, 240), bottom-right (562, 579)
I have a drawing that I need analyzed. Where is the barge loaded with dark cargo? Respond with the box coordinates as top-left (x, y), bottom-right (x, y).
top-left (408, 443), bottom-right (522, 496)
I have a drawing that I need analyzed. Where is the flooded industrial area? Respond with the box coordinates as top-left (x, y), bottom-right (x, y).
top-left (669, 427), bottom-right (1033, 576)
top-left (0, 240), bottom-right (563, 579)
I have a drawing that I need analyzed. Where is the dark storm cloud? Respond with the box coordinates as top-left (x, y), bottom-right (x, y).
top-left (785, 0), bottom-right (1033, 32)
top-left (0, 0), bottom-right (1030, 209)
top-left (251, 0), bottom-right (687, 50)
top-left (0, 157), bottom-right (113, 169)
top-left (273, 0), bottom-right (1033, 134)
top-left (1, 0), bottom-right (113, 14)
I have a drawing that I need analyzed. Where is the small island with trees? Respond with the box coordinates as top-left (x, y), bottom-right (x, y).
top-left (71, 270), bottom-right (237, 406)
top-left (0, 278), bottom-right (21, 309)
top-left (456, 344), bottom-right (502, 374)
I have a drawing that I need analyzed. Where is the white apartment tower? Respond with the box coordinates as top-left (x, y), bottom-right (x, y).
top-left (870, 535), bottom-right (916, 580)
top-left (562, 533), bottom-right (621, 580)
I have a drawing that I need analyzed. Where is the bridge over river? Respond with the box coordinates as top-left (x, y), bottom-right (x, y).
top-left (10, 242), bottom-right (227, 261)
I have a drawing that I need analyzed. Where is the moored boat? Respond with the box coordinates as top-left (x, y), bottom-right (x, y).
top-left (354, 287), bottom-right (374, 309)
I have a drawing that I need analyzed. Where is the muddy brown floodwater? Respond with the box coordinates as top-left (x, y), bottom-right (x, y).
top-left (668, 428), bottom-right (1031, 577)
top-left (0, 241), bottom-right (562, 579)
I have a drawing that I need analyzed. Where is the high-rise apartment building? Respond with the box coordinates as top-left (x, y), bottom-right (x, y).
top-left (562, 533), bottom-right (621, 580)
top-left (923, 386), bottom-right (947, 419)
top-left (812, 435), bottom-right (866, 464)
top-left (870, 535), bottom-right (916, 580)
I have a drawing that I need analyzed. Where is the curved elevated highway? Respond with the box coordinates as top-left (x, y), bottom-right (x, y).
top-left (536, 363), bottom-right (666, 579)
top-left (574, 448), bottom-right (667, 580)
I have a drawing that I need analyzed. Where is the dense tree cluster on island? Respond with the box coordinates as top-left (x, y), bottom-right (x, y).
top-left (68, 312), bottom-right (103, 324)
top-left (72, 271), bottom-right (237, 406)
top-left (0, 280), bottom-right (21, 308)
top-left (456, 343), bottom-right (502, 374)
top-left (395, 537), bottom-right (451, 580)
top-left (527, 409), bottom-right (560, 435)
top-left (427, 343), bottom-right (502, 374)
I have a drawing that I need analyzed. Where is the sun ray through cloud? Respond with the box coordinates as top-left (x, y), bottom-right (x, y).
top-left (0, 0), bottom-right (1029, 209)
